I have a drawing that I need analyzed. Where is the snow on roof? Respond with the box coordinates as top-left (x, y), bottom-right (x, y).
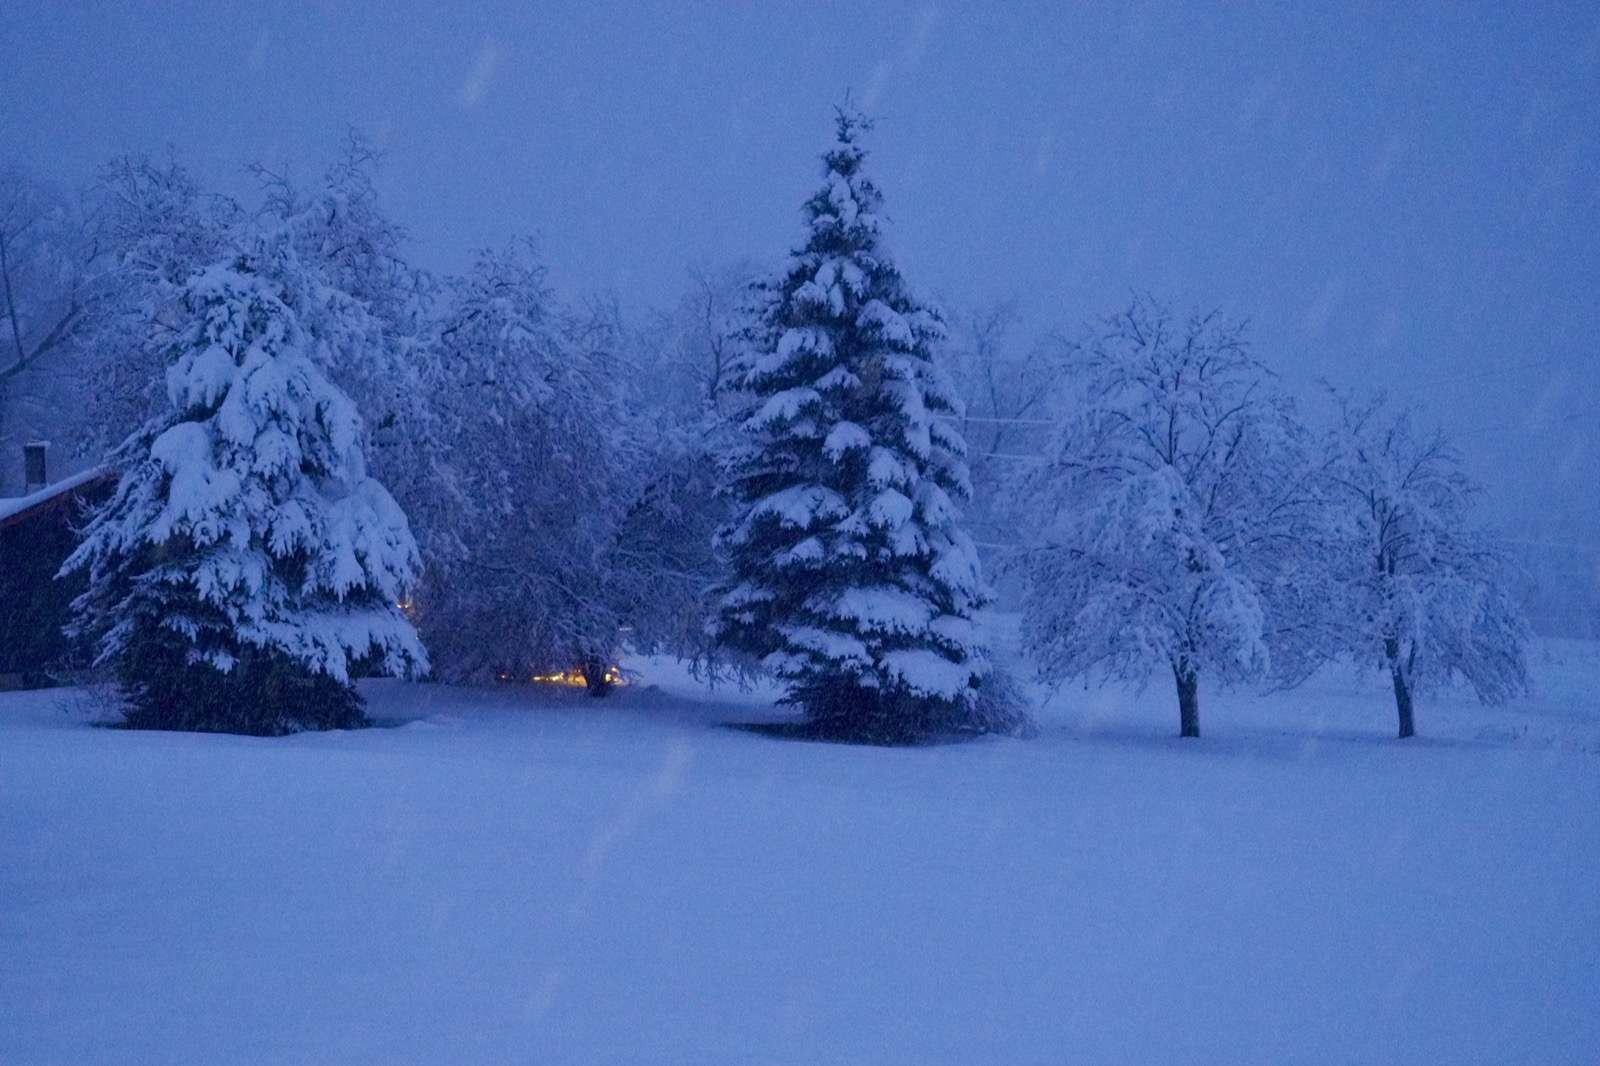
top-left (0, 466), bottom-right (115, 529)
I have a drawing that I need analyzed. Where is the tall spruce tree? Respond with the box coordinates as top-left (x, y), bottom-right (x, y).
top-left (63, 242), bottom-right (427, 734)
top-left (714, 107), bottom-right (994, 743)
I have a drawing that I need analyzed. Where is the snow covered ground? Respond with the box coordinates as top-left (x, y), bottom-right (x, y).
top-left (3, 637), bottom-right (1596, 1065)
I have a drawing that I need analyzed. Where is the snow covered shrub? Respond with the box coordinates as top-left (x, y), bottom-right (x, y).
top-left (712, 107), bottom-right (995, 744)
top-left (63, 250), bottom-right (427, 735)
top-left (961, 666), bottom-right (1038, 739)
top-left (414, 245), bottom-right (633, 690)
top-left (1318, 392), bottom-right (1530, 737)
top-left (604, 420), bottom-right (730, 669)
top-left (1018, 297), bottom-right (1317, 738)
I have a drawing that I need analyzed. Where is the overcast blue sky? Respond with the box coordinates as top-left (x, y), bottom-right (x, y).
top-left (3, 1), bottom-right (1596, 544)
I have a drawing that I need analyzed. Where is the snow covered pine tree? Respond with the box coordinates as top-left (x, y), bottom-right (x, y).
top-left (63, 247), bottom-right (427, 734)
top-left (713, 106), bottom-right (1003, 744)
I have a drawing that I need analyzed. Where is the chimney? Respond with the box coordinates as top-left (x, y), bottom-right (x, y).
top-left (23, 441), bottom-right (47, 493)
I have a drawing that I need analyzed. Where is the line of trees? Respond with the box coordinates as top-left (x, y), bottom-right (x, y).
top-left (5, 137), bottom-right (725, 732)
top-left (1, 118), bottom-right (1529, 740)
top-left (1010, 299), bottom-right (1528, 739)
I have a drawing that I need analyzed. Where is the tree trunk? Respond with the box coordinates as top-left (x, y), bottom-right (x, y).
top-left (581, 657), bottom-right (614, 698)
top-left (1385, 637), bottom-right (1415, 739)
top-left (1391, 665), bottom-right (1415, 739)
top-left (1174, 667), bottom-right (1200, 738)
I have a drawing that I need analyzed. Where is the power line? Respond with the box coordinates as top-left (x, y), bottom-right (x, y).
top-left (1492, 537), bottom-right (1600, 553)
top-left (1423, 358), bottom-right (1555, 388)
top-left (1460, 411), bottom-right (1593, 435)
top-left (955, 415), bottom-right (1060, 426)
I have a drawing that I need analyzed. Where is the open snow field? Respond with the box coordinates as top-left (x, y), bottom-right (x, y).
top-left (3, 639), bottom-right (1597, 1065)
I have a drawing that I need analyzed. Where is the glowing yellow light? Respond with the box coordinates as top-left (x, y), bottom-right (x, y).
top-left (529, 667), bottom-right (625, 688)
top-left (530, 670), bottom-right (587, 686)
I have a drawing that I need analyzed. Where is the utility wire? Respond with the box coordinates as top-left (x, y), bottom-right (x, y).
top-left (953, 415), bottom-right (1061, 426)
top-left (1422, 358), bottom-right (1555, 388)
top-left (1460, 411), bottom-right (1592, 435)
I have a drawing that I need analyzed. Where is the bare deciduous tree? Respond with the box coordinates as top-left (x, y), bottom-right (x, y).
top-left (1319, 392), bottom-right (1530, 737)
top-left (1018, 295), bottom-right (1317, 738)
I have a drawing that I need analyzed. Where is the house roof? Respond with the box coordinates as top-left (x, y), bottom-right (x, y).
top-left (0, 466), bottom-right (117, 532)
